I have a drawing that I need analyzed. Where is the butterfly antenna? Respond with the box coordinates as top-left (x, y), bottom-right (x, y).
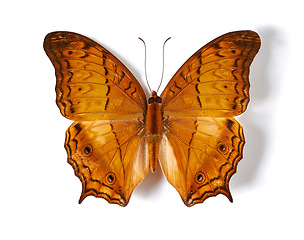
top-left (138, 37), bottom-right (152, 92)
top-left (157, 37), bottom-right (171, 93)
top-left (139, 37), bottom-right (171, 93)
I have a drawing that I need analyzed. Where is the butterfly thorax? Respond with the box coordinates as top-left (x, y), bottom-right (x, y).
top-left (146, 91), bottom-right (163, 172)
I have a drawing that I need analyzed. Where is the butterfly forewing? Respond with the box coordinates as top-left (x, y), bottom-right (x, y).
top-left (160, 30), bottom-right (261, 118)
top-left (44, 32), bottom-right (147, 121)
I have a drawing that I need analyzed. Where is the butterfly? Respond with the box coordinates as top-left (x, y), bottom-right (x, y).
top-left (44, 30), bottom-right (260, 206)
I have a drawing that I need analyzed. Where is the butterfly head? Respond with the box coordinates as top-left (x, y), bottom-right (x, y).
top-left (148, 91), bottom-right (162, 104)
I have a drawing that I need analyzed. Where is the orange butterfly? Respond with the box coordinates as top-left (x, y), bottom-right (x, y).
top-left (44, 31), bottom-right (260, 206)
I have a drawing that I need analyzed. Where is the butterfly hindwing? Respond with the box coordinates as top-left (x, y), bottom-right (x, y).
top-left (159, 117), bottom-right (244, 206)
top-left (65, 119), bottom-right (148, 206)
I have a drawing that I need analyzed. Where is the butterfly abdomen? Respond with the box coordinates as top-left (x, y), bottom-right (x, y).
top-left (146, 91), bottom-right (163, 172)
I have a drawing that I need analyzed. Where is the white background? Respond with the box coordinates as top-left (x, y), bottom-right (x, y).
top-left (1, 0), bottom-right (303, 239)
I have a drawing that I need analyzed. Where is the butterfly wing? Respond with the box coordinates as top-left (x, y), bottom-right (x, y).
top-left (160, 117), bottom-right (244, 206)
top-left (161, 30), bottom-right (260, 118)
top-left (159, 31), bottom-right (260, 206)
top-left (44, 32), bottom-right (149, 205)
top-left (66, 120), bottom-right (148, 206)
top-left (44, 31), bottom-right (147, 121)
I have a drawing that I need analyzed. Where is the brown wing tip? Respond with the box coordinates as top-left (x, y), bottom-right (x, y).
top-left (183, 186), bottom-right (234, 207)
top-left (67, 157), bottom-right (129, 207)
top-left (78, 191), bottom-right (128, 207)
top-left (78, 194), bottom-right (85, 204)
top-left (224, 190), bottom-right (233, 203)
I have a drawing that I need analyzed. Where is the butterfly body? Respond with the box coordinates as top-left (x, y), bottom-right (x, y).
top-left (146, 91), bottom-right (163, 172)
top-left (44, 31), bottom-right (260, 206)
